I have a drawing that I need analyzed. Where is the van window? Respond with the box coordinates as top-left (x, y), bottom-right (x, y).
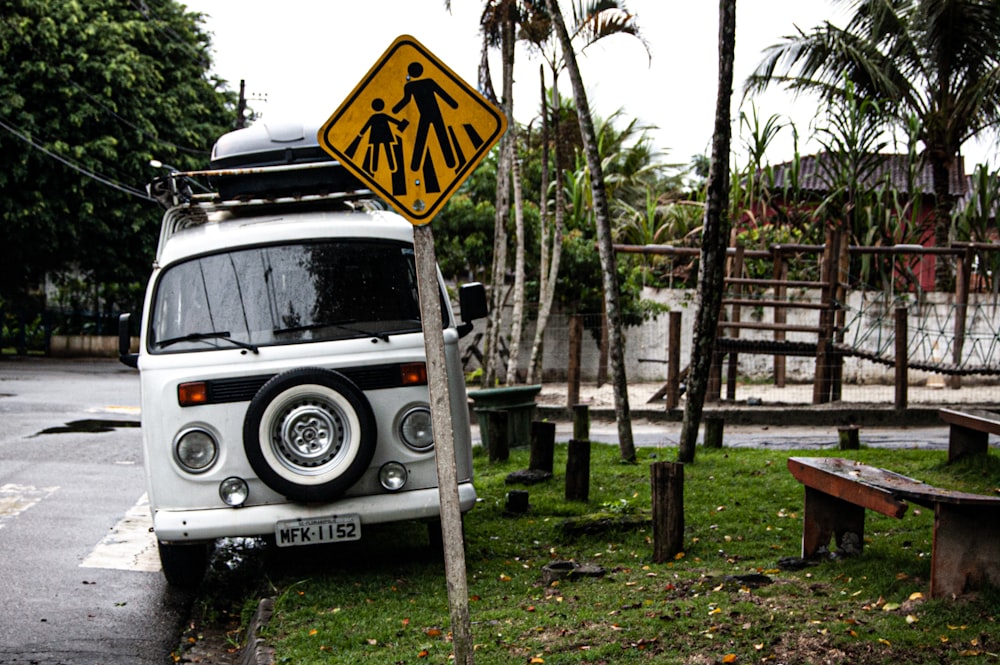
top-left (150, 240), bottom-right (428, 352)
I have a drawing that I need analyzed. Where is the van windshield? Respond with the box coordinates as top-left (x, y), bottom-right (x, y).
top-left (150, 240), bottom-right (433, 353)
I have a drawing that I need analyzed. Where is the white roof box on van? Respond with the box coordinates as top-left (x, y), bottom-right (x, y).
top-left (209, 121), bottom-right (366, 200)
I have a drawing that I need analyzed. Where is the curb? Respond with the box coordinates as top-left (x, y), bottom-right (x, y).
top-left (535, 403), bottom-right (983, 428)
top-left (238, 598), bottom-right (275, 665)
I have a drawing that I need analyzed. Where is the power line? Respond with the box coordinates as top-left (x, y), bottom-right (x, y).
top-left (0, 117), bottom-right (156, 203)
top-left (61, 74), bottom-right (212, 156)
top-left (17, 28), bottom-right (214, 157)
top-left (129, 0), bottom-right (204, 61)
top-left (64, 77), bottom-right (211, 156)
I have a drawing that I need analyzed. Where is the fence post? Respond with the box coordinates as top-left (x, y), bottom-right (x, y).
top-left (950, 247), bottom-right (971, 390)
top-left (651, 461), bottom-right (684, 563)
top-left (567, 315), bottom-right (583, 408)
top-left (772, 245), bottom-right (787, 388)
top-left (572, 404), bottom-right (590, 441)
top-left (895, 306), bottom-right (908, 410)
top-left (666, 311), bottom-right (682, 411)
top-left (831, 231), bottom-right (850, 401)
top-left (707, 350), bottom-right (722, 403)
top-left (814, 229), bottom-right (840, 404)
top-left (726, 245), bottom-right (745, 400)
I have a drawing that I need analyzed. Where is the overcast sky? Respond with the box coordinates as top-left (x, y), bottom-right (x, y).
top-left (184, 0), bottom-right (995, 170)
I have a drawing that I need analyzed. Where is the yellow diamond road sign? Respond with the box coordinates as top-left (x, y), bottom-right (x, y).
top-left (319, 35), bottom-right (507, 225)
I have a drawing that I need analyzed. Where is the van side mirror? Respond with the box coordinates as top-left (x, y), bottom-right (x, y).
top-left (118, 313), bottom-right (139, 368)
top-left (457, 282), bottom-right (488, 338)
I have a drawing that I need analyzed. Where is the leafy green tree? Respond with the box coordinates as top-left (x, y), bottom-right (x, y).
top-left (0, 0), bottom-right (235, 319)
top-left (746, 0), bottom-right (1000, 290)
top-left (435, 152), bottom-right (499, 284)
top-left (953, 164), bottom-right (1000, 290)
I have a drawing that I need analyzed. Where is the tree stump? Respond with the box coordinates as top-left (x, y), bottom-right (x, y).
top-left (838, 425), bottom-right (860, 450)
top-left (565, 439), bottom-right (590, 502)
top-left (530, 421), bottom-right (555, 473)
top-left (651, 461), bottom-right (684, 563)
top-left (704, 416), bottom-right (724, 448)
top-left (505, 490), bottom-right (529, 514)
top-left (487, 410), bottom-right (509, 462)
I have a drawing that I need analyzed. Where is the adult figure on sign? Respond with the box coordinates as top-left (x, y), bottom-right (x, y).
top-left (392, 61), bottom-right (459, 193)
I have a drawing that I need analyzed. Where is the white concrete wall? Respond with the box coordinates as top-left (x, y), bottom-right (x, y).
top-left (484, 288), bottom-right (1000, 385)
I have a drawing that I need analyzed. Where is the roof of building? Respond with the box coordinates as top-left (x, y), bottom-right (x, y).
top-left (766, 152), bottom-right (968, 198)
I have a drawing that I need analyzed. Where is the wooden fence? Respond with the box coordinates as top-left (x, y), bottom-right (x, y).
top-left (614, 237), bottom-right (1000, 408)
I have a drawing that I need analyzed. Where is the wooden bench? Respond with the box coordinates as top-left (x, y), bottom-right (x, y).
top-left (938, 408), bottom-right (1000, 463)
top-left (788, 456), bottom-right (1000, 598)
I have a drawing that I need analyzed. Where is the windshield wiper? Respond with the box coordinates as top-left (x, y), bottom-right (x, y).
top-left (273, 320), bottom-right (390, 343)
top-left (156, 331), bottom-right (259, 353)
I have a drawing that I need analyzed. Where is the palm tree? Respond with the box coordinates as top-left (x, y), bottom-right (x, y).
top-left (745, 0), bottom-right (1000, 290)
top-left (475, 0), bottom-right (518, 387)
top-left (678, 0), bottom-right (737, 464)
top-left (543, 0), bottom-right (642, 462)
top-left (526, 65), bottom-right (563, 385)
top-left (523, 1), bottom-right (650, 387)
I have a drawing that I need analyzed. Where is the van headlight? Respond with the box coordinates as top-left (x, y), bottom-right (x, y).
top-left (174, 428), bottom-right (218, 473)
top-left (399, 406), bottom-right (434, 451)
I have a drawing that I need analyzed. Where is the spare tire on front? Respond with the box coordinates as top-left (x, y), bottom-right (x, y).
top-left (243, 368), bottom-right (377, 502)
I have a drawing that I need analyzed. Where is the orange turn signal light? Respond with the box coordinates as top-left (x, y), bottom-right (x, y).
top-left (178, 381), bottom-right (209, 406)
top-left (400, 362), bottom-right (427, 386)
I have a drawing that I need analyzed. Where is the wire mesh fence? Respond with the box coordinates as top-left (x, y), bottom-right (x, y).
top-left (485, 295), bottom-right (1000, 409)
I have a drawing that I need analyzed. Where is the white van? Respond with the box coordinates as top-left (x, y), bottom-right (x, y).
top-left (120, 122), bottom-right (485, 586)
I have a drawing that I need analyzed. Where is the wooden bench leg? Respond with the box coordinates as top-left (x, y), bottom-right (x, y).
top-left (802, 487), bottom-right (866, 558)
top-left (948, 425), bottom-right (989, 463)
top-left (930, 504), bottom-right (1000, 598)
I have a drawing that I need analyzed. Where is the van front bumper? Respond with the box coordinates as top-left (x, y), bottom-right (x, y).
top-left (153, 483), bottom-right (476, 542)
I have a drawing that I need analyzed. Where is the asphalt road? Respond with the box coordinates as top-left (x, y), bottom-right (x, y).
top-left (0, 357), bottom-right (189, 665)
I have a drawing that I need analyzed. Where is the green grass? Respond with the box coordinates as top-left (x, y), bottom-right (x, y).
top-left (254, 445), bottom-right (1000, 664)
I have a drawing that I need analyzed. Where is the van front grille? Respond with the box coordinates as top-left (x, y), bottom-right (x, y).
top-left (194, 364), bottom-right (414, 405)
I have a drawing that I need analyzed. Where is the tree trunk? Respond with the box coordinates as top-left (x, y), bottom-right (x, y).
top-left (484, 12), bottom-right (515, 387)
top-left (527, 66), bottom-right (564, 385)
top-left (506, 131), bottom-right (526, 386)
top-left (679, 0), bottom-right (737, 463)
top-left (930, 150), bottom-right (957, 292)
top-left (545, 0), bottom-right (635, 462)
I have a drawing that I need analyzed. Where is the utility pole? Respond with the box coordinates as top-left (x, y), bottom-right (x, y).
top-left (235, 80), bottom-right (267, 129)
top-left (236, 80), bottom-right (247, 129)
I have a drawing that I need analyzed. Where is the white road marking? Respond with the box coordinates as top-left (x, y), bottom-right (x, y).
top-left (0, 483), bottom-right (60, 530)
top-left (80, 494), bottom-right (160, 572)
top-left (90, 405), bottom-right (141, 415)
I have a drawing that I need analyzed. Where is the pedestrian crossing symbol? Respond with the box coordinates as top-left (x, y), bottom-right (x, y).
top-left (319, 35), bottom-right (507, 225)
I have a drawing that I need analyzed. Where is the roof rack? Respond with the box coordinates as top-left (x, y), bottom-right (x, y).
top-left (151, 161), bottom-right (379, 260)
top-left (147, 160), bottom-right (372, 209)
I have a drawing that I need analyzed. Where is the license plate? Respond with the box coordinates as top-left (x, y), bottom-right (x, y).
top-left (275, 514), bottom-right (361, 547)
